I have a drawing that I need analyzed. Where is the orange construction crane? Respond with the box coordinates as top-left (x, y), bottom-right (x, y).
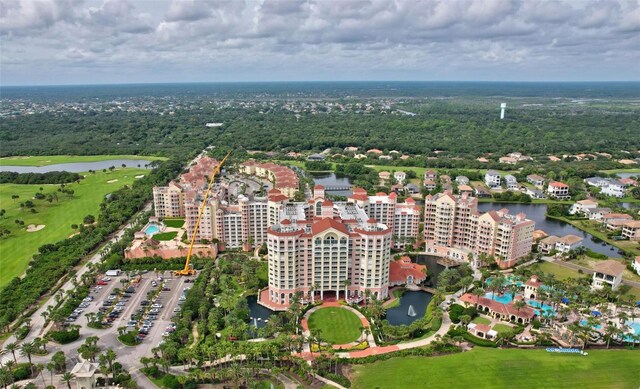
top-left (175, 151), bottom-right (232, 277)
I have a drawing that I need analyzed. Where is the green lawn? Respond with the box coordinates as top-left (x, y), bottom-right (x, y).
top-left (0, 168), bottom-right (147, 287)
top-left (307, 307), bottom-right (362, 344)
top-left (152, 231), bottom-right (178, 241)
top-left (529, 262), bottom-right (582, 280)
top-left (350, 348), bottom-right (640, 389)
top-left (0, 154), bottom-right (166, 166)
top-left (162, 218), bottom-right (185, 228)
top-left (472, 316), bottom-right (491, 325)
top-left (492, 323), bottom-right (514, 334)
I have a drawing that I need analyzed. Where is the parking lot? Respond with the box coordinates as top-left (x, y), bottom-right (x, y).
top-left (68, 270), bottom-right (192, 356)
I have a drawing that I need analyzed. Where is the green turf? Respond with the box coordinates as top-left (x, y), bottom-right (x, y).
top-left (529, 262), bottom-right (581, 280)
top-left (0, 155), bottom-right (166, 166)
top-left (472, 316), bottom-right (491, 325)
top-left (350, 348), bottom-right (640, 389)
top-left (162, 218), bottom-right (185, 228)
top-left (152, 231), bottom-right (178, 241)
top-left (307, 307), bottom-right (362, 344)
top-left (492, 323), bottom-right (514, 334)
top-left (0, 168), bottom-right (147, 287)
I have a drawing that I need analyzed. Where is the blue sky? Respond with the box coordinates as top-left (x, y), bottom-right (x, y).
top-left (1, 0), bottom-right (639, 85)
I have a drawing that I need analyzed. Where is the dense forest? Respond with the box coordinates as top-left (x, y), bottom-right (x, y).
top-left (0, 171), bottom-right (82, 184)
top-left (1, 98), bottom-right (638, 159)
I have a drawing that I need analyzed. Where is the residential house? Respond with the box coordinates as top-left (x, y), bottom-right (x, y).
top-left (474, 186), bottom-right (492, 198)
top-left (424, 179), bottom-right (437, 191)
top-left (585, 177), bottom-right (626, 198)
top-left (569, 199), bottom-right (598, 215)
top-left (456, 176), bottom-right (470, 185)
top-left (499, 156), bottom-right (518, 165)
top-left (424, 170), bottom-right (437, 181)
top-left (485, 170), bottom-right (501, 188)
top-left (585, 207), bottom-right (612, 221)
top-left (524, 187), bottom-right (546, 199)
top-left (406, 183), bottom-right (420, 194)
top-left (367, 148), bottom-right (383, 154)
top-left (458, 185), bottom-right (474, 196)
top-left (354, 154), bottom-right (367, 159)
top-left (504, 175), bottom-right (518, 189)
top-left (547, 181), bottom-right (570, 200)
top-left (632, 256), bottom-right (640, 275)
top-left (602, 213), bottom-right (633, 230)
top-left (526, 174), bottom-right (545, 188)
top-left (378, 171), bottom-right (391, 181)
top-left (307, 153), bottom-right (326, 161)
top-left (394, 171), bottom-right (407, 184)
top-left (379, 155), bottom-right (393, 160)
top-left (344, 146), bottom-right (359, 152)
top-left (621, 220), bottom-right (640, 241)
top-left (538, 234), bottom-right (583, 254)
top-left (592, 260), bottom-right (626, 290)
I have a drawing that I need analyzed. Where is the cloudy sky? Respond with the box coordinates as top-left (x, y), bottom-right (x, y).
top-left (1, 0), bottom-right (639, 85)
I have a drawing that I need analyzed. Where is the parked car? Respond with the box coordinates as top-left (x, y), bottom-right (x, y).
top-left (152, 303), bottom-right (163, 308)
top-left (140, 300), bottom-right (150, 306)
top-left (173, 307), bottom-right (181, 313)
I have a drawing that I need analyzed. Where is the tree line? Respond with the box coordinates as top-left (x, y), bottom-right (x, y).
top-left (0, 171), bottom-right (82, 185)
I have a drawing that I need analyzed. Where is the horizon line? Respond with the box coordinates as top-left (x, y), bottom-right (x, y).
top-left (2, 80), bottom-right (639, 88)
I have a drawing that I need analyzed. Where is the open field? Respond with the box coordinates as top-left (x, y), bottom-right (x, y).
top-left (307, 307), bottom-right (362, 344)
top-left (529, 262), bottom-right (583, 280)
top-left (0, 168), bottom-right (147, 287)
top-left (162, 218), bottom-right (185, 228)
top-left (600, 168), bottom-right (640, 175)
top-left (349, 348), bottom-right (640, 389)
top-left (0, 154), bottom-right (167, 166)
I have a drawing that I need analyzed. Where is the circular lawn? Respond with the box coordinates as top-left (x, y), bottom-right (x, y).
top-left (307, 307), bottom-right (362, 344)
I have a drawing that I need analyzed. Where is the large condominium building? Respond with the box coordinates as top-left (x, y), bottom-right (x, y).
top-left (348, 187), bottom-right (421, 249)
top-left (152, 156), bottom-right (218, 217)
top-left (184, 190), bottom-right (289, 249)
top-left (239, 160), bottom-right (300, 198)
top-left (424, 192), bottom-right (535, 268)
top-left (153, 181), bottom-right (185, 217)
top-left (266, 186), bottom-right (393, 307)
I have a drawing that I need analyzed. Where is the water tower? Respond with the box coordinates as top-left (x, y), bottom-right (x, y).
top-left (500, 103), bottom-right (506, 119)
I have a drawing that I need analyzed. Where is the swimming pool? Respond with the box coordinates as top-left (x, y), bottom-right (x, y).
top-left (483, 292), bottom-right (557, 316)
top-left (144, 224), bottom-right (160, 235)
top-left (623, 319), bottom-right (640, 343)
top-left (580, 319), bottom-right (603, 330)
top-left (484, 292), bottom-right (513, 304)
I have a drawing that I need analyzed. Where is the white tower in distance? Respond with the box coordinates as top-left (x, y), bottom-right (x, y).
top-left (500, 103), bottom-right (506, 119)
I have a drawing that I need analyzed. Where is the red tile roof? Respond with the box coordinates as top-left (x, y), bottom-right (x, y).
top-left (311, 218), bottom-right (349, 235)
top-left (460, 293), bottom-right (535, 319)
top-left (389, 256), bottom-right (427, 284)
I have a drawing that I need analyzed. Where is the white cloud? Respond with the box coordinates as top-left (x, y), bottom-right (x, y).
top-left (1, 0), bottom-right (639, 84)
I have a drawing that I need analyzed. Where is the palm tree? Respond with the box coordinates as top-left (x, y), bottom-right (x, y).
top-left (4, 344), bottom-right (17, 364)
top-left (19, 342), bottom-right (35, 373)
top-left (61, 372), bottom-right (75, 389)
top-left (342, 279), bottom-right (351, 301)
top-left (604, 322), bottom-right (620, 349)
top-left (46, 362), bottom-right (56, 388)
top-left (0, 367), bottom-right (13, 388)
top-left (35, 364), bottom-right (46, 388)
top-left (471, 287), bottom-right (484, 309)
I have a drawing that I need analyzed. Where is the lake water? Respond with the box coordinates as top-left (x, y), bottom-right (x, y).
top-left (411, 254), bottom-right (446, 286)
top-left (385, 290), bottom-right (432, 326)
top-left (616, 173), bottom-right (639, 179)
top-left (311, 172), bottom-right (354, 197)
top-left (0, 159), bottom-right (154, 173)
top-left (477, 203), bottom-right (621, 258)
top-left (247, 295), bottom-right (274, 329)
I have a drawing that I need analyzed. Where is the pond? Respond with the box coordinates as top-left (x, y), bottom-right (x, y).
top-left (410, 254), bottom-right (446, 286)
top-left (311, 172), bottom-right (354, 197)
top-left (247, 295), bottom-right (274, 329)
top-left (477, 203), bottom-right (621, 258)
top-left (384, 290), bottom-right (433, 326)
top-left (0, 159), bottom-right (154, 173)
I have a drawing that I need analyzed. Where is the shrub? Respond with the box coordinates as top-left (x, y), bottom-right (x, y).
top-left (49, 328), bottom-right (80, 344)
top-left (162, 374), bottom-right (180, 389)
top-left (325, 372), bottom-right (351, 388)
top-left (118, 331), bottom-right (141, 346)
top-left (15, 324), bottom-right (30, 340)
top-left (449, 304), bottom-right (465, 323)
top-left (13, 364), bottom-right (31, 381)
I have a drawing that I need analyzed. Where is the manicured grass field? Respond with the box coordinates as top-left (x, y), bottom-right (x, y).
top-left (0, 168), bottom-right (147, 287)
top-left (162, 218), bottom-right (185, 228)
top-left (350, 348), bottom-right (640, 389)
top-left (152, 231), bottom-right (178, 241)
top-left (472, 316), bottom-right (491, 325)
top-left (492, 323), bottom-right (514, 334)
top-left (530, 262), bottom-right (581, 280)
top-left (307, 307), bottom-right (362, 344)
top-left (0, 154), bottom-right (166, 166)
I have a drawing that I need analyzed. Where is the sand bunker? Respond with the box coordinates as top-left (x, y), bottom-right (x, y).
top-left (27, 224), bottom-right (45, 232)
top-left (135, 175), bottom-right (145, 179)
top-left (107, 179), bottom-right (119, 183)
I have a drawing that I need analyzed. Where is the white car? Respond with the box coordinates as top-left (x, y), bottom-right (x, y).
top-left (152, 303), bottom-right (163, 308)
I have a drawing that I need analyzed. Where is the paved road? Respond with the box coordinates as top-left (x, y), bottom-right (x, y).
top-left (5, 202), bottom-right (152, 347)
